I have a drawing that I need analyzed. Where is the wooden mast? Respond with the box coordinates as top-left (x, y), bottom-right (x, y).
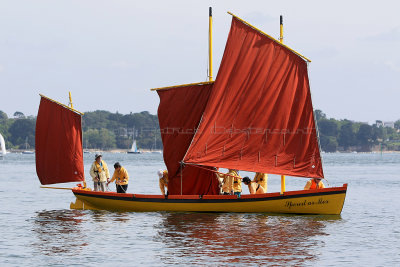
top-left (280, 15), bottom-right (286, 195)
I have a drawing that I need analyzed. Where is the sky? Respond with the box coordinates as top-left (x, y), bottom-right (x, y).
top-left (1, 0), bottom-right (400, 124)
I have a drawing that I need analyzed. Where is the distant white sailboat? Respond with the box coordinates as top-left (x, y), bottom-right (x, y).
top-left (0, 133), bottom-right (6, 158)
top-left (127, 139), bottom-right (141, 154)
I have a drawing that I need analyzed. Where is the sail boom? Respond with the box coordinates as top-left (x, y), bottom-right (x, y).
top-left (151, 81), bottom-right (214, 91)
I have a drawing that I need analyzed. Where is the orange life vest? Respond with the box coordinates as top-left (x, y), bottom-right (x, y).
top-left (310, 179), bottom-right (322, 189)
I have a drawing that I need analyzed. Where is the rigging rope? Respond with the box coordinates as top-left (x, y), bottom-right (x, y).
top-left (184, 162), bottom-right (243, 180)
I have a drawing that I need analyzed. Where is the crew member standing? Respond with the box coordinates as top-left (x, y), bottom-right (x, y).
top-left (232, 170), bottom-right (242, 198)
top-left (108, 162), bottom-right (129, 193)
top-left (219, 169), bottom-right (242, 197)
top-left (89, 154), bottom-right (110, 192)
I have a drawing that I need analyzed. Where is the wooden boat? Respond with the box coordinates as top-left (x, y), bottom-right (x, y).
top-left (70, 185), bottom-right (346, 214)
top-left (37, 10), bottom-right (347, 215)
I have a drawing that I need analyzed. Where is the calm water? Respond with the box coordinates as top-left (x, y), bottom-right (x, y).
top-left (0, 152), bottom-right (399, 266)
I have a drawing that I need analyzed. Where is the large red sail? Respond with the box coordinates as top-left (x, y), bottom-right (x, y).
top-left (35, 96), bottom-right (85, 185)
top-left (157, 83), bottom-right (220, 195)
top-left (183, 17), bottom-right (324, 178)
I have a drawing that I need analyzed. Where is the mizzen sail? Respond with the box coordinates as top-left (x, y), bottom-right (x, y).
top-left (35, 95), bottom-right (85, 185)
top-left (183, 17), bottom-right (323, 178)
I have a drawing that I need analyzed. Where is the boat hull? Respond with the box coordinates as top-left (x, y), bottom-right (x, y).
top-left (71, 184), bottom-right (347, 215)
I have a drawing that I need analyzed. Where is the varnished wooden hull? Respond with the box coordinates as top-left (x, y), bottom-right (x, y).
top-left (71, 184), bottom-right (347, 215)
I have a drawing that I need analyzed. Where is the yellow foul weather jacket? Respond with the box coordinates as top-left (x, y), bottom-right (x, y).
top-left (89, 160), bottom-right (110, 182)
top-left (109, 167), bottom-right (129, 185)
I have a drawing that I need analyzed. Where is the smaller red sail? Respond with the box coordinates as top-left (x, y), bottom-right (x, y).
top-left (35, 96), bottom-right (84, 185)
top-left (157, 83), bottom-right (219, 195)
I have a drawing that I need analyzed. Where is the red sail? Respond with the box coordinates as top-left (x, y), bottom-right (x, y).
top-left (157, 83), bottom-right (220, 195)
top-left (183, 17), bottom-right (324, 178)
top-left (35, 96), bottom-right (85, 185)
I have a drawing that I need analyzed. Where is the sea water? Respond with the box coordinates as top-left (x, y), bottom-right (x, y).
top-left (0, 152), bottom-right (399, 266)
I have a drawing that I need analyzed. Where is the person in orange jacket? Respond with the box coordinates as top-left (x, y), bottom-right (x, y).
top-left (304, 178), bottom-right (325, 190)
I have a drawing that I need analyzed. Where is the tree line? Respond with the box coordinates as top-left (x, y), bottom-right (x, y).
top-left (315, 110), bottom-right (400, 152)
top-left (1, 109), bottom-right (400, 152)
top-left (0, 110), bottom-right (161, 151)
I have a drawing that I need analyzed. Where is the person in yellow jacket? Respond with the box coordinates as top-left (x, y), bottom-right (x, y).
top-left (89, 154), bottom-right (110, 192)
top-left (107, 162), bottom-right (129, 193)
top-left (253, 172), bottom-right (268, 192)
top-left (243, 177), bottom-right (266, 194)
top-left (219, 169), bottom-right (242, 197)
top-left (304, 178), bottom-right (325, 190)
top-left (158, 169), bottom-right (168, 195)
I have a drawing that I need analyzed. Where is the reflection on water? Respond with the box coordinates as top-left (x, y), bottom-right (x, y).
top-left (156, 213), bottom-right (341, 266)
top-left (32, 210), bottom-right (87, 256)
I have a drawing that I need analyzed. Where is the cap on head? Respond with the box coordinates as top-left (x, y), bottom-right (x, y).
top-left (95, 154), bottom-right (102, 159)
top-left (157, 169), bottom-right (164, 178)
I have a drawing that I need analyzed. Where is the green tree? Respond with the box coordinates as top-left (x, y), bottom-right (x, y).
top-left (83, 128), bottom-right (116, 150)
top-left (13, 111), bottom-right (25, 119)
top-left (0, 110), bottom-right (8, 120)
top-left (320, 135), bottom-right (338, 152)
top-left (8, 118), bottom-right (36, 148)
top-left (318, 119), bottom-right (338, 137)
top-left (372, 124), bottom-right (385, 143)
top-left (314, 109), bottom-right (326, 121)
top-left (338, 120), bottom-right (356, 150)
top-left (394, 120), bottom-right (400, 130)
top-left (356, 124), bottom-right (373, 151)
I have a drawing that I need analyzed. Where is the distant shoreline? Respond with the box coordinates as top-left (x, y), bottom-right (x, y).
top-left (7, 148), bottom-right (399, 154)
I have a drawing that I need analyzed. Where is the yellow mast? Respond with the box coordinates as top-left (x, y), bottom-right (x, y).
top-left (68, 91), bottom-right (73, 109)
top-left (228, 12), bottom-right (311, 62)
top-left (208, 7), bottom-right (213, 81)
top-left (280, 15), bottom-right (286, 195)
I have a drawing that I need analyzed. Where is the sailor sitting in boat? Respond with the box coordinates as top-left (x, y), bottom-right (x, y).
top-left (242, 177), bottom-right (266, 194)
top-left (304, 178), bottom-right (325, 190)
top-left (89, 154), bottom-right (110, 192)
top-left (158, 169), bottom-right (168, 196)
top-left (253, 172), bottom-right (268, 192)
